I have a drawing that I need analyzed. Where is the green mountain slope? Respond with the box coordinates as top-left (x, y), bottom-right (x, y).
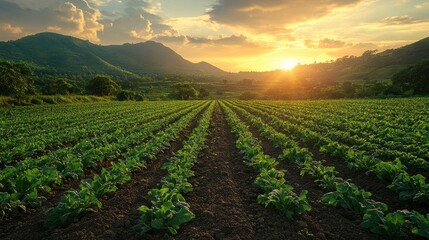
top-left (0, 32), bottom-right (224, 76)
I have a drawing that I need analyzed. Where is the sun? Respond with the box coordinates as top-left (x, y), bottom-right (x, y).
top-left (280, 59), bottom-right (298, 70)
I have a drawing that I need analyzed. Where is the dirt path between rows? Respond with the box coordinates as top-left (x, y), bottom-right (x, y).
top-left (145, 103), bottom-right (314, 239)
top-left (0, 105), bottom-right (206, 240)
top-left (228, 102), bottom-right (382, 240)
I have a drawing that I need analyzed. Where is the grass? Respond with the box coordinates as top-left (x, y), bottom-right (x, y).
top-left (1, 95), bottom-right (112, 107)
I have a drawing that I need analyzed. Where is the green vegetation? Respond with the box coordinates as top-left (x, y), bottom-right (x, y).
top-left (1, 33), bottom-right (429, 103)
top-left (1, 97), bottom-right (429, 238)
top-left (86, 75), bottom-right (120, 96)
top-left (137, 102), bottom-right (215, 235)
top-left (0, 60), bottom-right (34, 97)
top-left (392, 60), bottom-right (429, 94)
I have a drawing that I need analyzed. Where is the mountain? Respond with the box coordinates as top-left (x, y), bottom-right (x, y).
top-left (0, 32), bottom-right (225, 76)
top-left (293, 36), bottom-right (429, 83)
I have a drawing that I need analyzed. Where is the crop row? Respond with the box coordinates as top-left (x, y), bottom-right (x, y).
top-left (0, 101), bottom-right (205, 218)
top-left (234, 101), bottom-right (429, 204)
top-left (1, 101), bottom-right (196, 164)
top-left (44, 101), bottom-right (209, 229)
top-left (251, 101), bottom-right (429, 169)
top-left (137, 101), bottom-right (215, 235)
top-left (220, 101), bottom-right (311, 220)
top-left (2, 102), bottom-right (151, 139)
top-left (226, 101), bottom-right (429, 239)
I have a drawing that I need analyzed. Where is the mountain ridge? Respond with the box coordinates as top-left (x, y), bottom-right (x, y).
top-left (0, 32), bottom-right (225, 76)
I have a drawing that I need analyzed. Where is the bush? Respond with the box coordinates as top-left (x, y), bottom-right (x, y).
top-left (117, 90), bottom-right (136, 101)
top-left (169, 82), bottom-right (199, 100)
top-left (392, 60), bottom-right (429, 94)
top-left (41, 96), bottom-right (57, 104)
top-left (0, 60), bottom-right (34, 97)
top-left (239, 92), bottom-right (259, 100)
top-left (30, 98), bottom-right (44, 105)
top-left (135, 93), bottom-right (145, 101)
top-left (86, 75), bottom-right (120, 96)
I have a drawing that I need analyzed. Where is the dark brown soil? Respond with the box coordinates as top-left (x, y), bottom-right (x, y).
top-left (239, 103), bottom-right (429, 215)
top-left (0, 104), bottom-right (198, 226)
top-left (1, 102), bottom-right (417, 240)
top-left (230, 104), bottom-right (382, 240)
top-left (146, 103), bottom-right (311, 240)
top-left (0, 105), bottom-right (206, 240)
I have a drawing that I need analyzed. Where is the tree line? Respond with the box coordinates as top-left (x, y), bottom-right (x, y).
top-left (0, 60), bottom-right (212, 102)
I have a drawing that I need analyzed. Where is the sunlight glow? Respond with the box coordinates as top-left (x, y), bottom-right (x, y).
top-left (280, 59), bottom-right (298, 70)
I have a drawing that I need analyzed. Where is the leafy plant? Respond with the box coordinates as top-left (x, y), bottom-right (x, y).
top-left (322, 182), bottom-right (386, 214)
top-left (407, 211), bottom-right (429, 238)
top-left (254, 168), bottom-right (287, 192)
top-left (361, 209), bottom-right (411, 239)
top-left (258, 188), bottom-right (311, 220)
top-left (45, 188), bottom-right (101, 229)
top-left (389, 173), bottom-right (429, 202)
top-left (137, 189), bottom-right (194, 235)
top-left (371, 159), bottom-right (406, 181)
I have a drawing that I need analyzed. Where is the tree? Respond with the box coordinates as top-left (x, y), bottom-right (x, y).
top-left (239, 92), bottom-right (259, 100)
top-left (117, 90), bottom-right (136, 101)
top-left (392, 60), bottom-right (429, 94)
top-left (86, 75), bottom-right (120, 96)
top-left (198, 88), bottom-right (209, 99)
top-left (169, 82), bottom-right (199, 100)
top-left (342, 81), bottom-right (356, 97)
top-left (0, 60), bottom-right (34, 97)
top-left (49, 78), bottom-right (74, 95)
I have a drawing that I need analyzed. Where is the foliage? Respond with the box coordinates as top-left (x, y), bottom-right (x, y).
top-left (239, 91), bottom-right (259, 100)
top-left (137, 189), bottom-right (194, 235)
top-left (258, 188), bottom-right (311, 220)
top-left (0, 60), bottom-right (34, 97)
top-left (86, 75), bottom-right (120, 96)
top-left (361, 209), bottom-right (411, 238)
top-left (393, 60), bottom-right (429, 94)
top-left (48, 78), bottom-right (76, 95)
top-left (137, 102), bottom-right (214, 235)
top-left (198, 88), bottom-right (210, 99)
top-left (168, 82), bottom-right (199, 100)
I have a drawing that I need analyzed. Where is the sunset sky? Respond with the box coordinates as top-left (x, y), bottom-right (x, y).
top-left (1, 0), bottom-right (428, 72)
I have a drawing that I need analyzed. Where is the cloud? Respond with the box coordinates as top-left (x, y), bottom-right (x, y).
top-left (208, 0), bottom-right (364, 33)
top-left (380, 15), bottom-right (428, 25)
top-left (0, 22), bottom-right (24, 40)
top-left (330, 42), bottom-right (380, 58)
top-left (151, 34), bottom-right (260, 47)
top-left (305, 38), bottom-right (347, 48)
top-left (97, 0), bottom-right (176, 44)
top-left (415, 2), bottom-right (429, 9)
top-left (318, 38), bottom-right (347, 48)
top-left (0, 23), bottom-right (23, 34)
top-left (0, 0), bottom-right (103, 42)
top-left (187, 34), bottom-right (254, 46)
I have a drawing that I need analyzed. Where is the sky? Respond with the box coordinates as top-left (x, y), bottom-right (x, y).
top-left (0, 0), bottom-right (428, 72)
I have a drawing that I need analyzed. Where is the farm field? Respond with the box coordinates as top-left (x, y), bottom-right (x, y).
top-left (1, 98), bottom-right (429, 240)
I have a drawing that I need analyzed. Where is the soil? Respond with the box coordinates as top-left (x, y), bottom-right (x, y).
top-left (1, 102), bottom-right (418, 240)
top-left (239, 103), bottom-right (429, 215)
top-left (231, 105), bottom-right (382, 240)
top-left (0, 104), bottom-right (196, 227)
top-left (0, 104), bottom-right (205, 240)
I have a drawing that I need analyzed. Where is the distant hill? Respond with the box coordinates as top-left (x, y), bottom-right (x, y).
top-left (233, 37), bottom-right (429, 83)
top-left (0, 32), bottom-right (225, 76)
top-left (301, 36), bottom-right (429, 82)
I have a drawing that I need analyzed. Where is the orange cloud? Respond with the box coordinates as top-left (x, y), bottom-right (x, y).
top-left (305, 38), bottom-right (348, 49)
top-left (381, 15), bottom-right (428, 25)
top-left (208, 0), bottom-right (364, 33)
top-left (0, 0), bottom-right (103, 42)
